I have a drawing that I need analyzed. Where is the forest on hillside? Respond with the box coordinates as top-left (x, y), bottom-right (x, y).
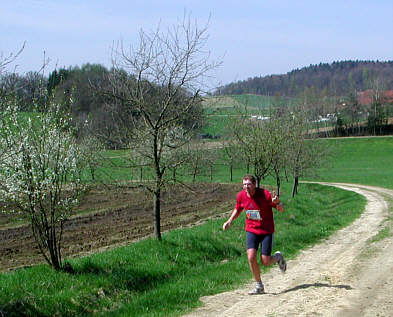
top-left (215, 60), bottom-right (393, 97)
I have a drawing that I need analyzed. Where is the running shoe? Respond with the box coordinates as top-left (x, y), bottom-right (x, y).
top-left (274, 251), bottom-right (287, 273)
top-left (248, 283), bottom-right (264, 295)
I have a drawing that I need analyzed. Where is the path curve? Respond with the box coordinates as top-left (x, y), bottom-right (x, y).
top-left (183, 183), bottom-right (393, 317)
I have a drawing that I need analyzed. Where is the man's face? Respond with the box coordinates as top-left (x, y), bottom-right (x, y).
top-left (243, 179), bottom-right (256, 196)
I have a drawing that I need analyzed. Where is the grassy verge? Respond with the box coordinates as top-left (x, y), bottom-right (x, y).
top-left (366, 191), bottom-right (393, 245)
top-left (0, 183), bottom-right (365, 317)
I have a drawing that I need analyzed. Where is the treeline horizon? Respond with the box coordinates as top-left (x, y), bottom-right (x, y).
top-left (215, 60), bottom-right (393, 97)
top-left (4, 59), bottom-right (393, 109)
top-left (2, 59), bottom-right (393, 148)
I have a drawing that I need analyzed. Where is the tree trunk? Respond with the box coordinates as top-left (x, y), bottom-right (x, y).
top-left (256, 176), bottom-right (261, 188)
top-left (291, 175), bottom-right (299, 198)
top-left (276, 175), bottom-right (281, 197)
top-left (153, 189), bottom-right (162, 240)
top-left (90, 164), bottom-right (95, 181)
top-left (49, 237), bottom-right (61, 270)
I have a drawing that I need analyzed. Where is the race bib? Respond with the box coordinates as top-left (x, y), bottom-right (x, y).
top-left (246, 210), bottom-right (261, 220)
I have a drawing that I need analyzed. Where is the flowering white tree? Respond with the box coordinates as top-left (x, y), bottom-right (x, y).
top-left (0, 94), bottom-right (85, 270)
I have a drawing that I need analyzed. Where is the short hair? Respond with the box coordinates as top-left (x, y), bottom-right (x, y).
top-left (242, 174), bottom-right (256, 184)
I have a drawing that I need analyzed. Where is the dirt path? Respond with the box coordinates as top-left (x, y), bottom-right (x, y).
top-left (183, 183), bottom-right (393, 317)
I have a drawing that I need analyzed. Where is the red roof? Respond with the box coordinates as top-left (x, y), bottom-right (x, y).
top-left (357, 90), bottom-right (393, 105)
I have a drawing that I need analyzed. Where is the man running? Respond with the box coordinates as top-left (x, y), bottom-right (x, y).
top-left (223, 174), bottom-right (287, 295)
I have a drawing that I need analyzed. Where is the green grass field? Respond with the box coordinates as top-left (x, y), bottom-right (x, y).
top-left (87, 136), bottom-right (393, 187)
top-left (310, 136), bottom-right (393, 189)
top-left (231, 94), bottom-right (281, 109)
top-left (202, 94), bottom-right (279, 111)
top-left (200, 94), bottom-right (287, 136)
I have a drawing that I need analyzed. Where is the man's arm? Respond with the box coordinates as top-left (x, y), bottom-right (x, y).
top-left (222, 208), bottom-right (241, 230)
top-left (272, 191), bottom-right (285, 212)
top-left (275, 201), bottom-right (285, 212)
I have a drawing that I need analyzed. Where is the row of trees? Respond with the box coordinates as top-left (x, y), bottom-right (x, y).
top-left (222, 105), bottom-right (324, 198)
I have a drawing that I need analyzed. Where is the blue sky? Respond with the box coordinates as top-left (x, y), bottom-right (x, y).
top-left (2, 0), bottom-right (393, 86)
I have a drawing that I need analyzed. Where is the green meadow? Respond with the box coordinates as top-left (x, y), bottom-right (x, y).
top-left (1, 122), bottom-right (393, 316)
top-left (200, 94), bottom-right (282, 137)
top-left (312, 136), bottom-right (393, 189)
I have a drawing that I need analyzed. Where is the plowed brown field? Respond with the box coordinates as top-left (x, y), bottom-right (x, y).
top-left (0, 183), bottom-right (239, 272)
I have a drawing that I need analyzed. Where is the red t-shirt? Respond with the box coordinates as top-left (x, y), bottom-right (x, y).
top-left (235, 188), bottom-right (277, 234)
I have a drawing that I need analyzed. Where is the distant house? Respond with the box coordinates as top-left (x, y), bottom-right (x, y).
top-left (250, 115), bottom-right (269, 121)
top-left (357, 90), bottom-right (393, 105)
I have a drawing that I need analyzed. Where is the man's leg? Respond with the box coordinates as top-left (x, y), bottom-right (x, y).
top-left (260, 254), bottom-right (277, 266)
top-left (260, 234), bottom-right (275, 266)
top-left (247, 248), bottom-right (261, 282)
top-left (246, 248), bottom-right (264, 295)
top-left (259, 234), bottom-right (286, 272)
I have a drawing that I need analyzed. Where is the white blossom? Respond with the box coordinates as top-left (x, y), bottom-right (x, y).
top-left (0, 93), bottom-right (86, 269)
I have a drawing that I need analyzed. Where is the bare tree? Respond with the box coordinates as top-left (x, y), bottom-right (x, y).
top-left (1, 44), bottom-right (25, 101)
top-left (268, 110), bottom-right (290, 196)
top-left (284, 105), bottom-right (326, 197)
top-left (0, 71), bottom-right (47, 110)
top-left (0, 42), bottom-right (25, 75)
top-left (78, 134), bottom-right (104, 181)
top-left (229, 105), bottom-right (281, 188)
top-left (107, 15), bottom-right (220, 240)
top-left (185, 141), bottom-right (217, 182)
top-left (220, 142), bottom-right (242, 182)
top-left (367, 77), bottom-right (388, 136)
top-left (0, 45), bottom-right (25, 162)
